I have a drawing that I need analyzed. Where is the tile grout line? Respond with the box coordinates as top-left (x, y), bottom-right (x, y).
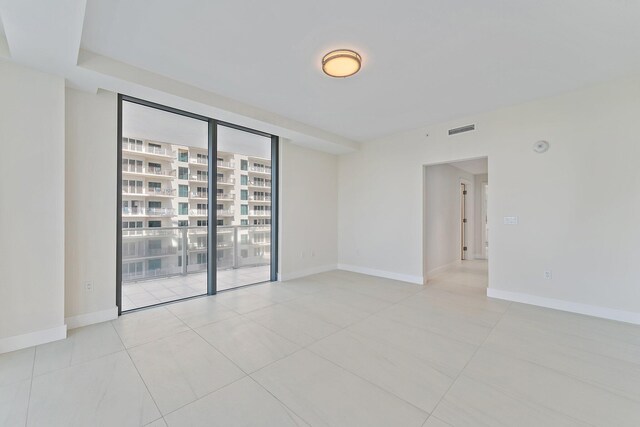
top-left (424, 289), bottom-right (512, 421)
top-left (23, 346), bottom-right (37, 427)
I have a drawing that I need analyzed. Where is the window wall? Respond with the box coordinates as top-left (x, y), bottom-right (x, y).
top-left (117, 96), bottom-right (277, 313)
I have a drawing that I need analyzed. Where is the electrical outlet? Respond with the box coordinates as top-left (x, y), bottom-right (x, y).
top-left (543, 271), bottom-right (552, 280)
top-left (85, 282), bottom-right (93, 292)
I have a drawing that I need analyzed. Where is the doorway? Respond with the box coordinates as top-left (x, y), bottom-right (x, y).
top-left (423, 157), bottom-right (488, 286)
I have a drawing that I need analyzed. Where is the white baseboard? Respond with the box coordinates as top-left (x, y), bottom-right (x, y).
top-left (65, 306), bottom-right (119, 330)
top-left (0, 324), bottom-right (67, 354)
top-left (487, 288), bottom-right (640, 325)
top-left (337, 264), bottom-right (423, 285)
top-left (426, 260), bottom-right (461, 281)
top-left (279, 264), bottom-right (337, 281)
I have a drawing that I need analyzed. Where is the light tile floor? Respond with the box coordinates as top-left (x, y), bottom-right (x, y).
top-left (122, 265), bottom-right (271, 311)
top-left (3, 260), bottom-right (640, 426)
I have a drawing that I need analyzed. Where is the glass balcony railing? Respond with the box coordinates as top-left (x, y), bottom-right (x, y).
top-left (122, 226), bottom-right (271, 282)
top-left (122, 142), bottom-right (175, 157)
top-left (122, 207), bottom-right (176, 216)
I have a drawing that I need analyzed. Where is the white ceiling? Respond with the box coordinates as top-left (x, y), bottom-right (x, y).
top-left (80, 0), bottom-right (640, 141)
top-left (2, 0), bottom-right (640, 150)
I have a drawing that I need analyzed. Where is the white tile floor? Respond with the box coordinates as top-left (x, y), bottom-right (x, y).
top-left (122, 265), bottom-right (271, 311)
top-left (3, 260), bottom-right (640, 426)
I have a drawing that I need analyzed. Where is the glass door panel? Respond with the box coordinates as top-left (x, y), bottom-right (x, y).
top-left (216, 124), bottom-right (272, 290)
top-left (120, 100), bottom-right (209, 311)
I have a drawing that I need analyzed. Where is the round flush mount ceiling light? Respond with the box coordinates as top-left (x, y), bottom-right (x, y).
top-left (533, 140), bottom-right (550, 153)
top-left (322, 49), bottom-right (362, 78)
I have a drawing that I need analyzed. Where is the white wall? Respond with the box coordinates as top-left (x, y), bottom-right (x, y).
top-left (0, 61), bottom-right (66, 351)
top-left (423, 164), bottom-right (474, 278)
top-left (279, 140), bottom-right (338, 279)
top-left (474, 173), bottom-right (488, 259)
top-left (339, 74), bottom-right (640, 322)
top-left (65, 88), bottom-right (118, 328)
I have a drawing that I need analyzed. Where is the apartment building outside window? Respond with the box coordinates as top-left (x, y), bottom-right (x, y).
top-left (178, 167), bottom-right (189, 180)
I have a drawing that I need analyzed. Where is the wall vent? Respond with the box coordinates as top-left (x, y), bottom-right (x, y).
top-left (448, 124), bottom-right (475, 136)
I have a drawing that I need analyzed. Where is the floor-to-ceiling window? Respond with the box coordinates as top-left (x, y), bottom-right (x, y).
top-left (215, 124), bottom-right (276, 290)
top-left (117, 96), bottom-right (278, 313)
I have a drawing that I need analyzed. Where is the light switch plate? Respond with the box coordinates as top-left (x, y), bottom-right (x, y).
top-left (503, 216), bottom-right (518, 225)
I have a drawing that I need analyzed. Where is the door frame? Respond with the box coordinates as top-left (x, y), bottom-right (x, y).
top-left (116, 95), bottom-right (279, 315)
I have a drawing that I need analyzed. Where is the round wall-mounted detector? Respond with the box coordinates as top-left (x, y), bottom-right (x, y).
top-left (533, 140), bottom-right (550, 153)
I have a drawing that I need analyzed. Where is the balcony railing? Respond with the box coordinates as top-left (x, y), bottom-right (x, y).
top-left (121, 225), bottom-right (271, 282)
top-left (249, 210), bottom-right (271, 216)
top-left (123, 165), bottom-right (174, 177)
top-left (249, 195), bottom-right (271, 202)
top-left (123, 246), bottom-right (178, 259)
top-left (190, 175), bottom-right (209, 182)
top-left (249, 166), bottom-right (271, 174)
top-left (189, 209), bottom-right (208, 216)
top-left (248, 181), bottom-right (270, 188)
top-left (217, 160), bottom-right (235, 168)
top-left (123, 188), bottom-right (176, 197)
top-left (189, 157), bottom-right (209, 165)
top-left (123, 142), bottom-right (174, 157)
top-left (216, 193), bottom-right (234, 200)
top-left (217, 177), bottom-right (236, 185)
top-left (122, 207), bottom-right (176, 216)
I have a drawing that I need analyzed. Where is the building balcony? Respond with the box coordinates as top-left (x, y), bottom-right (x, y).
top-left (217, 177), bottom-right (236, 185)
top-left (217, 209), bottom-right (235, 217)
top-left (122, 143), bottom-right (175, 158)
top-left (123, 165), bottom-right (175, 178)
top-left (189, 175), bottom-right (209, 182)
top-left (216, 193), bottom-right (234, 200)
top-left (189, 209), bottom-right (208, 217)
top-left (249, 166), bottom-right (271, 175)
top-left (248, 210), bottom-right (271, 216)
top-left (217, 160), bottom-right (235, 169)
top-left (121, 225), bottom-right (272, 303)
top-left (248, 181), bottom-right (270, 188)
top-left (190, 192), bottom-right (209, 199)
top-left (248, 195), bottom-right (271, 203)
top-left (122, 207), bottom-right (176, 217)
top-left (123, 188), bottom-right (176, 198)
top-left (122, 246), bottom-right (178, 260)
top-left (189, 157), bottom-right (209, 166)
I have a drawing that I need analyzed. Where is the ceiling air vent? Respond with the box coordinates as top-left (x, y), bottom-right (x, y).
top-left (448, 124), bottom-right (475, 136)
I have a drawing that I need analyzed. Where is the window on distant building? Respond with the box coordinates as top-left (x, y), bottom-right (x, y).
top-left (241, 189), bottom-right (248, 200)
top-left (178, 150), bottom-right (188, 162)
top-left (148, 201), bottom-right (161, 209)
top-left (241, 159), bottom-right (248, 171)
top-left (241, 175), bottom-right (248, 185)
top-left (217, 219), bottom-right (224, 226)
top-left (148, 259), bottom-right (161, 270)
top-left (178, 167), bottom-right (189, 180)
top-left (148, 220), bottom-right (161, 228)
top-left (240, 219), bottom-right (248, 226)
top-left (241, 249), bottom-right (248, 258)
top-left (178, 220), bottom-right (189, 227)
top-left (241, 204), bottom-right (248, 215)
top-left (197, 220), bottom-right (208, 226)
top-left (178, 184), bottom-right (188, 197)
top-left (178, 202), bottom-right (188, 215)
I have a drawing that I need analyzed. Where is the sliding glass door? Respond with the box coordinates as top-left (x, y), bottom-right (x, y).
top-left (117, 96), bottom-right (278, 314)
top-left (215, 124), bottom-right (275, 290)
top-left (118, 99), bottom-right (210, 311)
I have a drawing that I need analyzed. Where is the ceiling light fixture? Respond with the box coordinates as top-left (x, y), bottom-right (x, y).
top-left (322, 49), bottom-right (362, 78)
